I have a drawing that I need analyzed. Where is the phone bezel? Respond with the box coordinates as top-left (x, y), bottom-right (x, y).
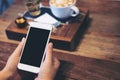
top-left (18, 22), bottom-right (53, 73)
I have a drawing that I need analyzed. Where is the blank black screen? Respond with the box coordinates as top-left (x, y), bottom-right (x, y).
top-left (20, 27), bottom-right (50, 67)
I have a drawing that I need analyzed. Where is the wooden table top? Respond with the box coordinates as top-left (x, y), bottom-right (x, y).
top-left (0, 0), bottom-right (120, 80)
top-left (0, 0), bottom-right (120, 63)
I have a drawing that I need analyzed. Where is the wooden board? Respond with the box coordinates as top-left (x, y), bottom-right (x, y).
top-left (1, 0), bottom-right (120, 63)
top-left (5, 8), bottom-right (89, 50)
top-left (0, 41), bottom-right (120, 80)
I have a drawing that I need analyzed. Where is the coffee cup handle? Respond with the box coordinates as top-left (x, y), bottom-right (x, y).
top-left (71, 6), bottom-right (79, 17)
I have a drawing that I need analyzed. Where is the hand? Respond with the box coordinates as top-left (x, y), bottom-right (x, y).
top-left (0, 38), bottom-right (60, 80)
top-left (0, 38), bottom-right (25, 80)
top-left (35, 43), bottom-right (60, 80)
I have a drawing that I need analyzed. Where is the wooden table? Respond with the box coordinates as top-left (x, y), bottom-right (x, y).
top-left (0, 0), bottom-right (120, 80)
top-left (5, 7), bottom-right (89, 50)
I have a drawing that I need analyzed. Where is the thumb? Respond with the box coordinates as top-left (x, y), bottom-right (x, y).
top-left (12, 38), bottom-right (25, 57)
top-left (44, 43), bottom-right (53, 64)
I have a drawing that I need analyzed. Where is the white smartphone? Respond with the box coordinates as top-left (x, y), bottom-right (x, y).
top-left (18, 22), bottom-right (52, 73)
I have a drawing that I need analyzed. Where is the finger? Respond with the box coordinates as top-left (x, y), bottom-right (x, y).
top-left (5, 38), bottom-right (26, 70)
top-left (53, 57), bottom-right (60, 69)
top-left (12, 38), bottom-right (25, 58)
top-left (44, 42), bottom-right (53, 64)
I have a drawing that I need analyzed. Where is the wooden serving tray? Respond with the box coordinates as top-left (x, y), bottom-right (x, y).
top-left (5, 8), bottom-right (89, 50)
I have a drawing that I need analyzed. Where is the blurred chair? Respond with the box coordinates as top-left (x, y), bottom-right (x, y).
top-left (0, 0), bottom-right (15, 14)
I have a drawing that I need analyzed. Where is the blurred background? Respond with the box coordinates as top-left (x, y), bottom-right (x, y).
top-left (0, 0), bottom-right (15, 14)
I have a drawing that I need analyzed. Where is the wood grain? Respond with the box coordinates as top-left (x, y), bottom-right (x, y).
top-left (5, 8), bottom-right (89, 50)
top-left (0, 0), bottom-right (120, 75)
top-left (0, 41), bottom-right (120, 80)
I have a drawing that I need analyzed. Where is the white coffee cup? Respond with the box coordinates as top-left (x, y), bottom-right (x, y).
top-left (49, 0), bottom-right (79, 19)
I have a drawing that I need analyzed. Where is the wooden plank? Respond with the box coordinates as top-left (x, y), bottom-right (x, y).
top-left (5, 8), bottom-right (89, 50)
top-left (0, 41), bottom-right (120, 80)
top-left (0, 0), bottom-right (120, 64)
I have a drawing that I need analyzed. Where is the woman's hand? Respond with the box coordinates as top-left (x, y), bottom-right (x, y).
top-left (0, 38), bottom-right (60, 80)
top-left (35, 43), bottom-right (60, 80)
top-left (0, 38), bottom-right (25, 80)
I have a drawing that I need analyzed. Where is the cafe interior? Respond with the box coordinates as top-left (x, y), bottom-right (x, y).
top-left (0, 0), bottom-right (120, 80)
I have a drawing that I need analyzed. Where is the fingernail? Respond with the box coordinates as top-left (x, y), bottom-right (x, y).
top-left (21, 37), bottom-right (25, 42)
top-left (49, 42), bottom-right (53, 47)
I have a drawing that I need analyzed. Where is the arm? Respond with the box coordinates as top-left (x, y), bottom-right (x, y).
top-left (35, 43), bottom-right (60, 80)
top-left (0, 38), bottom-right (25, 80)
top-left (0, 70), bottom-right (11, 80)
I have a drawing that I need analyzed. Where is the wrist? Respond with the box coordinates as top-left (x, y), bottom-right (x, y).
top-left (0, 69), bottom-right (13, 80)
